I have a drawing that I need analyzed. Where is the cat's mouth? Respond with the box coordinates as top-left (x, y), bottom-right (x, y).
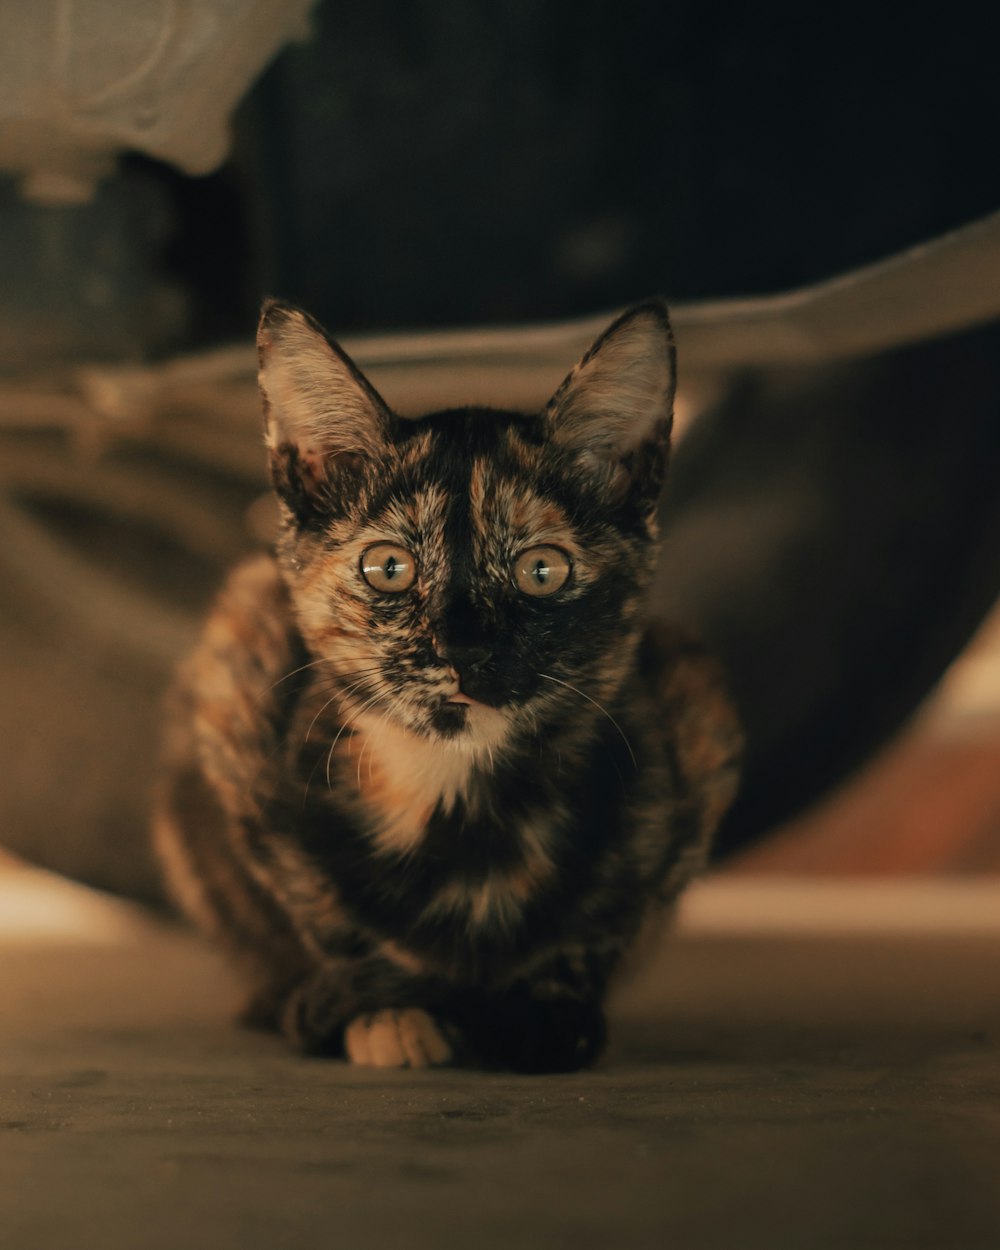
top-left (430, 698), bottom-right (472, 738)
top-left (428, 687), bottom-right (512, 744)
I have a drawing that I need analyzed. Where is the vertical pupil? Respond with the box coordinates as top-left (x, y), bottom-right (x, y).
top-left (533, 559), bottom-right (548, 583)
top-left (385, 555), bottom-right (398, 580)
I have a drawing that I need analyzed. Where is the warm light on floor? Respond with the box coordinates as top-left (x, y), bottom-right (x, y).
top-left (0, 850), bottom-right (143, 943)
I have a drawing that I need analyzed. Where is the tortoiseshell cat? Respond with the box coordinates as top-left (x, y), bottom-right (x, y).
top-left (154, 299), bottom-right (742, 1072)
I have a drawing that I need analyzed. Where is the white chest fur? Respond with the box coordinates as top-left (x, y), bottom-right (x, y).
top-left (346, 709), bottom-right (495, 855)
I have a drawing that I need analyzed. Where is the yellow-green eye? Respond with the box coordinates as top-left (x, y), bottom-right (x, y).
top-left (513, 545), bottom-right (572, 597)
top-left (361, 543), bottom-right (417, 592)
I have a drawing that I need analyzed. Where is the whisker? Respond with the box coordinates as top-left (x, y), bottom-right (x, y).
top-left (356, 735), bottom-right (368, 792)
top-left (302, 671), bottom-right (383, 745)
top-left (301, 745), bottom-right (328, 812)
top-left (367, 708), bottom-right (393, 787)
top-left (304, 691), bottom-right (346, 746)
top-left (302, 685), bottom-right (385, 807)
top-left (295, 672), bottom-right (383, 704)
top-left (256, 654), bottom-right (338, 703)
top-left (326, 690), bottom-right (384, 792)
top-left (537, 672), bottom-right (637, 771)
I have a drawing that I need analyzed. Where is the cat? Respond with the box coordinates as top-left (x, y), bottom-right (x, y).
top-left (153, 297), bottom-right (742, 1072)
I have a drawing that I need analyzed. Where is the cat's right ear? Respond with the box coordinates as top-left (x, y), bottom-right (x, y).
top-left (257, 301), bottom-right (395, 524)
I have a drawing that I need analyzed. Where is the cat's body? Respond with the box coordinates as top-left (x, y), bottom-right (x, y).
top-left (154, 300), bottom-right (742, 1072)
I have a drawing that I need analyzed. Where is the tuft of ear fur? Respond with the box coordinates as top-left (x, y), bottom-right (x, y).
top-left (544, 299), bottom-right (675, 507)
top-left (257, 300), bottom-right (395, 524)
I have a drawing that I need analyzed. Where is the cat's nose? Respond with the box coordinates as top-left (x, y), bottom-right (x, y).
top-left (436, 593), bottom-right (493, 673)
top-left (443, 642), bottom-right (492, 673)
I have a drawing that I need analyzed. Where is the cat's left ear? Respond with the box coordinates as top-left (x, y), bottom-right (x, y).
top-left (544, 299), bottom-right (675, 510)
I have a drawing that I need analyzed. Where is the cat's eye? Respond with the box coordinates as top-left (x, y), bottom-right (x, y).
top-left (513, 545), bottom-right (572, 597)
top-left (361, 543), bottom-right (417, 592)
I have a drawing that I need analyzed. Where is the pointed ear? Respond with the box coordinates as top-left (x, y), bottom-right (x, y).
top-left (544, 299), bottom-right (675, 507)
top-left (257, 300), bottom-right (395, 524)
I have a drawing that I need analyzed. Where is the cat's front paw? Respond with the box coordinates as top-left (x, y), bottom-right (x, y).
top-left (454, 989), bottom-right (607, 1074)
top-left (280, 968), bottom-right (352, 1055)
top-left (505, 994), bottom-right (607, 1074)
top-left (344, 1008), bottom-right (453, 1069)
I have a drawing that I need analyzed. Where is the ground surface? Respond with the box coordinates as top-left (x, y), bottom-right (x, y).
top-left (2, 863), bottom-right (999, 1250)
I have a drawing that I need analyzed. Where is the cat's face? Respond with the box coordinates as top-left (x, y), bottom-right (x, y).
top-left (258, 302), bottom-right (674, 751)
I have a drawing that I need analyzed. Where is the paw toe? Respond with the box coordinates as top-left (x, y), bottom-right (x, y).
top-left (345, 1009), bottom-right (452, 1069)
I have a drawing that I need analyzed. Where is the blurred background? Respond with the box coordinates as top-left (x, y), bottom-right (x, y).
top-left (2, 0), bottom-right (1000, 902)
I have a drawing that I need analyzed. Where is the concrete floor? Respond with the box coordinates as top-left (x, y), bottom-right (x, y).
top-left (3, 864), bottom-right (1000, 1250)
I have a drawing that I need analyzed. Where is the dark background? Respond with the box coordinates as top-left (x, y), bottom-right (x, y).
top-left (168, 2), bottom-right (1000, 343)
top-left (187, 1), bottom-right (1000, 857)
top-left (3, 1), bottom-right (1000, 892)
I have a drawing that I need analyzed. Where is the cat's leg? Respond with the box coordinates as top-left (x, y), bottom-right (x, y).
top-left (154, 756), bottom-right (317, 1027)
top-left (155, 554), bottom-right (329, 1026)
top-left (442, 948), bottom-right (615, 1074)
top-left (159, 765), bottom-right (453, 1065)
top-left (278, 957), bottom-right (455, 1067)
top-left (639, 623), bottom-right (744, 894)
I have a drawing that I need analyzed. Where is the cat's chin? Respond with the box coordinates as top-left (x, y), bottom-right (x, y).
top-left (430, 701), bottom-right (472, 738)
top-left (425, 698), bottom-right (511, 754)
